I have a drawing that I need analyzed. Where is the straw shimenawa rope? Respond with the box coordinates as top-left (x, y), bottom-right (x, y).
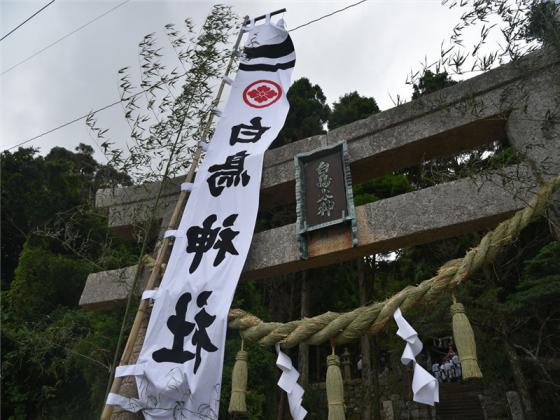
top-left (228, 176), bottom-right (560, 349)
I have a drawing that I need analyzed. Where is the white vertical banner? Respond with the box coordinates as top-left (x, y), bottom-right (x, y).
top-left (107, 16), bottom-right (296, 419)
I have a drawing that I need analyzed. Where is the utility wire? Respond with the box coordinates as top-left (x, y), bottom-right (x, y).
top-left (4, 0), bottom-right (369, 151)
top-left (5, 72), bottom-right (188, 151)
top-left (0, 0), bottom-right (57, 42)
top-left (289, 0), bottom-right (368, 32)
top-left (1, 0), bottom-right (131, 76)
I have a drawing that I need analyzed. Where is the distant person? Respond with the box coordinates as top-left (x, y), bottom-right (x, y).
top-left (431, 361), bottom-right (441, 383)
top-left (446, 345), bottom-right (456, 358)
top-left (439, 358), bottom-right (448, 382)
top-left (451, 354), bottom-right (462, 380)
top-left (442, 357), bottom-right (454, 382)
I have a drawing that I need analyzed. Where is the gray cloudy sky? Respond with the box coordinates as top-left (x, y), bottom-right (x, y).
top-left (1, 0), bottom-right (478, 161)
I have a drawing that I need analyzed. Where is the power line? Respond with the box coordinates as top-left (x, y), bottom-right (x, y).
top-left (288, 0), bottom-right (368, 32)
top-left (5, 73), bottom-right (187, 151)
top-left (7, 101), bottom-right (121, 151)
top-left (5, 1), bottom-right (370, 151)
top-left (1, 0), bottom-right (131, 76)
top-left (0, 0), bottom-right (57, 42)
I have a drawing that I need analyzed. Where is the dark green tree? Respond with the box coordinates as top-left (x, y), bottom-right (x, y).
top-left (1, 145), bottom-right (132, 288)
top-left (328, 91), bottom-right (380, 130)
top-left (525, 0), bottom-right (560, 46)
top-left (1, 143), bottom-right (138, 419)
top-left (272, 78), bottom-right (331, 148)
top-left (411, 69), bottom-right (457, 100)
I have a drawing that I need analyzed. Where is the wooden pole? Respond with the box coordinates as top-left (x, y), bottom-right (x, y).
top-left (357, 258), bottom-right (373, 419)
top-left (100, 17), bottom-right (248, 420)
top-left (298, 270), bottom-right (310, 389)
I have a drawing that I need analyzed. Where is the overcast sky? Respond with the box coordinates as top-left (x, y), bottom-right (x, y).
top-left (1, 0), bottom-right (487, 161)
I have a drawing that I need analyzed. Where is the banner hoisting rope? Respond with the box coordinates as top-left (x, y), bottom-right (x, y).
top-left (106, 14), bottom-right (296, 419)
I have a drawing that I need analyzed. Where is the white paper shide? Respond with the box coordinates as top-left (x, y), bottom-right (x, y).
top-left (393, 308), bottom-right (439, 406)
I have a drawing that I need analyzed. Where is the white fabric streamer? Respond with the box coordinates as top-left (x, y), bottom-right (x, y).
top-left (163, 229), bottom-right (183, 239)
top-left (180, 182), bottom-right (194, 192)
top-left (393, 308), bottom-right (439, 406)
top-left (141, 289), bottom-right (160, 301)
top-left (106, 393), bottom-right (143, 413)
top-left (275, 344), bottom-right (307, 420)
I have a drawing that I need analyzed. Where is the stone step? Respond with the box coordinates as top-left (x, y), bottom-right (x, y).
top-left (437, 415), bottom-right (484, 420)
top-left (439, 407), bottom-right (483, 412)
top-left (439, 399), bottom-right (483, 406)
top-left (437, 381), bottom-right (485, 420)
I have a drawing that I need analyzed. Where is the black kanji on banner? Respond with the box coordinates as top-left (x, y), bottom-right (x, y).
top-left (152, 293), bottom-right (195, 364)
top-left (186, 214), bottom-right (240, 273)
top-left (230, 117), bottom-right (270, 145)
top-left (207, 151), bottom-right (251, 197)
top-left (152, 291), bottom-right (217, 374)
top-left (192, 291), bottom-right (218, 373)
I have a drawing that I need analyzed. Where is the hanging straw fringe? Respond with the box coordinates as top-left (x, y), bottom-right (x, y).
top-left (451, 302), bottom-right (482, 379)
top-left (326, 350), bottom-right (345, 420)
top-left (227, 176), bottom-right (560, 348)
top-left (228, 343), bottom-right (248, 415)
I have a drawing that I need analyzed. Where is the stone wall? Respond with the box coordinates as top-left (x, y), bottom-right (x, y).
top-left (308, 377), bottom-right (434, 420)
top-left (306, 373), bottom-right (516, 420)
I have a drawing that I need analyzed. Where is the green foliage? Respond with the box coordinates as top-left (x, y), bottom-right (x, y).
top-left (328, 91), bottom-right (379, 130)
top-left (452, 227), bottom-right (560, 416)
top-left (353, 174), bottom-right (412, 206)
top-left (312, 262), bottom-right (360, 314)
top-left (411, 70), bottom-right (457, 100)
top-left (506, 241), bottom-right (560, 313)
top-left (1, 144), bottom-right (137, 419)
top-left (1, 147), bottom-right (81, 287)
top-left (7, 244), bottom-right (92, 321)
top-left (525, 0), bottom-right (560, 47)
top-left (1, 306), bottom-right (122, 419)
top-left (1, 145), bottom-right (131, 287)
top-left (219, 281), bottom-right (278, 419)
top-left (273, 78), bottom-right (331, 148)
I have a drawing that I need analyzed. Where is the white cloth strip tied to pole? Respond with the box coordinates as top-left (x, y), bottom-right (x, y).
top-left (106, 393), bottom-right (143, 413)
top-left (141, 289), bottom-right (160, 301)
top-left (163, 229), bottom-right (184, 239)
top-left (106, 15), bottom-right (296, 419)
top-left (276, 344), bottom-right (307, 420)
top-left (180, 182), bottom-right (194, 192)
top-left (393, 308), bottom-right (439, 406)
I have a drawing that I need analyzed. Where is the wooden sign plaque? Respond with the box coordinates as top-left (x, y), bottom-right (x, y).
top-left (294, 141), bottom-right (357, 259)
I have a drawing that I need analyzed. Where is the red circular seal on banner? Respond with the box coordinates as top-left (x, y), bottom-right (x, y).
top-left (242, 80), bottom-right (282, 108)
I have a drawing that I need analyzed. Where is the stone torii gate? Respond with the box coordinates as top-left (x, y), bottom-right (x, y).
top-left (80, 48), bottom-right (559, 418)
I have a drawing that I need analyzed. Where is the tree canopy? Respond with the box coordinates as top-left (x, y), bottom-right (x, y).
top-left (272, 77), bottom-right (331, 148)
top-left (328, 91), bottom-right (380, 130)
top-left (1, 145), bottom-right (131, 288)
top-left (411, 69), bottom-right (457, 99)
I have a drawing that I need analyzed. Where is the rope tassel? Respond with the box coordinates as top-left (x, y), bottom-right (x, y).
top-left (451, 302), bottom-right (482, 379)
top-left (326, 352), bottom-right (346, 420)
top-left (228, 346), bottom-right (248, 415)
